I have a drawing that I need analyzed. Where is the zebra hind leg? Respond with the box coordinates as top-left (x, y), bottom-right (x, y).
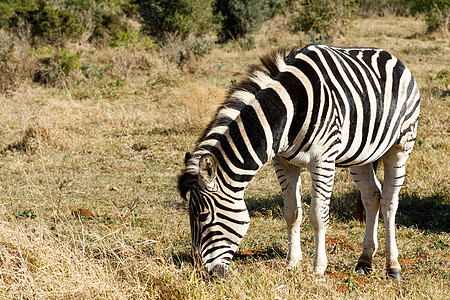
top-left (273, 156), bottom-right (303, 269)
top-left (349, 163), bottom-right (382, 275)
top-left (380, 145), bottom-right (411, 280)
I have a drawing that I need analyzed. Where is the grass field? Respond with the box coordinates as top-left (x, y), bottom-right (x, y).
top-left (0, 16), bottom-right (449, 299)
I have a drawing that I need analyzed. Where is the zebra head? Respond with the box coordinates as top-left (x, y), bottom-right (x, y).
top-left (178, 152), bottom-right (250, 278)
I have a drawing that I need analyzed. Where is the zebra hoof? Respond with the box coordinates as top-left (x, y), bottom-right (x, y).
top-left (355, 262), bottom-right (372, 275)
top-left (387, 269), bottom-right (402, 280)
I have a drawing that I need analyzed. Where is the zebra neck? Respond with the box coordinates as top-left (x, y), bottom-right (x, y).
top-left (196, 122), bottom-right (270, 197)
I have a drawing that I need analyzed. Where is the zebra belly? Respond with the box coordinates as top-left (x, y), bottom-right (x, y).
top-left (334, 132), bottom-right (399, 167)
top-left (284, 128), bottom-right (399, 168)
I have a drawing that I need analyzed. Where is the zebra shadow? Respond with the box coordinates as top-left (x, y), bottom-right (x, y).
top-left (235, 192), bottom-right (448, 269)
top-left (171, 251), bottom-right (192, 268)
top-left (245, 191), bottom-right (449, 233)
top-left (244, 191), bottom-right (360, 221)
top-left (171, 191), bottom-right (448, 268)
top-left (171, 247), bottom-right (285, 269)
top-left (396, 192), bottom-right (449, 233)
top-left (171, 247), bottom-right (286, 268)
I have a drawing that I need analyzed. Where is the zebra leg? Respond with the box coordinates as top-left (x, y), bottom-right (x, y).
top-left (349, 163), bottom-right (382, 275)
top-left (309, 161), bottom-right (335, 277)
top-left (273, 156), bottom-right (303, 268)
top-left (380, 145), bottom-right (410, 280)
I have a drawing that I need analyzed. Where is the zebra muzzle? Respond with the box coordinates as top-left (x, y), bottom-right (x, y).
top-left (209, 263), bottom-right (228, 278)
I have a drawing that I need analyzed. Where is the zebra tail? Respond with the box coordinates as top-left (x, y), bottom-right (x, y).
top-left (355, 160), bottom-right (379, 223)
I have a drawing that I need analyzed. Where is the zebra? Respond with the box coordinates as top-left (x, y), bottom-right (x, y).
top-left (178, 44), bottom-right (420, 280)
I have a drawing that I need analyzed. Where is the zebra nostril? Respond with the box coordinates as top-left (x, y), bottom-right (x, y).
top-left (209, 264), bottom-right (228, 278)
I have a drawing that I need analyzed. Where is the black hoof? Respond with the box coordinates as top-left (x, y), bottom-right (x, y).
top-left (387, 269), bottom-right (402, 280)
top-left (355, 262), bottom-right (372, 275)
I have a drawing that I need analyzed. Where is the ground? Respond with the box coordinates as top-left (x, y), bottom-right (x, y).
top-left (0, 16), bottom-right (448, 299)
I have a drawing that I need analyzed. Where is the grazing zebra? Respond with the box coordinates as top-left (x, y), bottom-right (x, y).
top-left (178, 44), bottom-right (420, 280)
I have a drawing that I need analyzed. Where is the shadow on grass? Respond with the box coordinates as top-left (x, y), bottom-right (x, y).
top-left (244, 190), bottom-right (360, 221)
top-left (234, 244), bottom-right (285, 262)
top-left (172, 251), bottom-right (191, 268)
top-left (245, 190), bottom-right (449, 233)
top-left (171, 246), bottom-right (285, 268)
top-left (397, 192), bottom-right (449, 233)
top-left (171, 192), bottom-right (448, 271)
top-left (245, 194), bottom-right (284, 218)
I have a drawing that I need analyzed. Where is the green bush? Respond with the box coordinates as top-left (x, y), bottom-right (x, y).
top-left (53, 0), bottom-right (137, 45)
top-left (136, 0), bottom-right (219, 40)
top-left (0, 3), bottom-right (15, 28)
top-left (214, 0), bottom-right (271, 41)
top-left (89, 11), bottom-right (129, 45)
top-left (0, 0), bottom-right (39, 28)
top-left (8, 1), bottom-right (83, 46)
top-left (410, 0), bottom-right (449, 32)
top-left (189, 37), bottom-right (214, 57)
top-left (1, 0), bottom-right (139, 46)
top-left (424, 9), bottom-right (449, 32)
top-left (33, 49), bottom-right (81, 86)
top-left (289, 0), bottom-right (359, 42)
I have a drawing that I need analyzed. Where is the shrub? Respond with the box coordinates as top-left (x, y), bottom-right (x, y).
top-left (33, 49), bottom-right (81, 86)
top-left (189, 37), bottom-right (214, 57)
top-left (136, 0), bottom-right (219, 40)
top-left (289, 0), bottom-right (359, 42)
top-left (7, 1), bottom-right (83, 46)
top-left (410, 0), bottom-right (449, 32)
top-left (424, 9), bottom-right (449, 32)
top-left (109, 30), bottom-right (140, 48)
top-left (0, 34), bottom-right (16, 92)
top-left (2, 0), bottom-right (139, 46)
top-left (158, 33), bottom-right (214, 69)
top-left (214, 0), bottom-right (272, 41)
top-left (88, 10), bottom-right (129, 45)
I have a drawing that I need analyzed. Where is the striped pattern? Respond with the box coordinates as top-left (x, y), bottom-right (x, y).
top-left (178, 44), bottom-right (420, 278)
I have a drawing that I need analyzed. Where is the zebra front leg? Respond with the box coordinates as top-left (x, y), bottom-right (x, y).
top-left (350, 163), bottom-right (382, 274)
top-left (381, 145), bottom-right (410, 280)
top-left (309, 161), bottom-right (335, 277)
top-left (273, 156), bottom-right (303, 268)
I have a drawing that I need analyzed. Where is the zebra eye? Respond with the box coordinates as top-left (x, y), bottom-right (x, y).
top-left (198, 212), bottom-right (210, 223)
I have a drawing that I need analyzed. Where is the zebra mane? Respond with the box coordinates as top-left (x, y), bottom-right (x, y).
top-left (196, 48), bottom-right (294, 146)
top-left (178, 171), bottom-right (196, 200)
top-left (178, 152), bottom-right (202, 200)
top-left (178, 48), bottom-right (296, 199)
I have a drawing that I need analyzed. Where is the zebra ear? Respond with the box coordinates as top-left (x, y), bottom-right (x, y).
top-left (184, 152), bottom-right (193, 165)
top-left (199, 154), bottom-right (216, 184)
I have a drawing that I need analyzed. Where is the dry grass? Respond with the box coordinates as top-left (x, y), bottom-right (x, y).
top-left (0, 16), bottom-right (449, 299)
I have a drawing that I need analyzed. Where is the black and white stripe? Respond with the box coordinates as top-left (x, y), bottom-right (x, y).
top-left (178, 44), bottom-right (420, 279)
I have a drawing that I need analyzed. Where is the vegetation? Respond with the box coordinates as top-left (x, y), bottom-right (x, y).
top-left (0, 1), bottom-right (448, 298)
top-left (7, 1), bottom-right (83, 47)
top-left (289, 0), bottom-right (359, 42)
top-left (410, 0), bottom-right (450, 32)
top-left (214, 0), bottom-right (273, 41)
top-left (136, 0), bottom-right (220, 39)
top-left (0, 0), bottom-right (448, 47)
